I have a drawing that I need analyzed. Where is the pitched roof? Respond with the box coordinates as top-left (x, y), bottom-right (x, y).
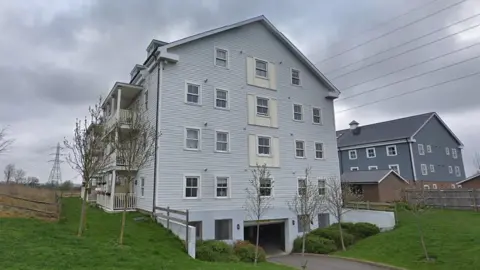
top-left (456, 173), bottom-right (480, 185)
top-left (150, 15), bottom-right (340, 96)
top-left (337, 112), bottom-right (434, 148)
top-left (341, 170), bottom-right (408, 184)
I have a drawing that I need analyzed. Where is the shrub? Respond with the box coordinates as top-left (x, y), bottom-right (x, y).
top-left (330, 222), bottom-right (355, 232)
top-left (233, 240), bottom-right (266, 262)
top-left (310, 227), bottom-right (354, 248)
top-left (352, 222), bottom-right (380, 239)
top-left (196, 240), bottom-right (239, 262)
top-left (293, 235), bottom-right (337, 254)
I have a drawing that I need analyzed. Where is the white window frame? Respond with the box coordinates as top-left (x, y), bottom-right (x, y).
top-left (386, 145), bottom-right (398, 156)
top-left (421, 164), bottom-right (428, 175)
top-left (455, 166), bottom-right (461, 177)
top-left (426, 145), bottom-right (432, 153)
top-left (293, 103), bottom-right (304, 121)
top-left (295, 140), bottom-right (306, 158)
top-left (144, 90), bottom-right (148, 110)
top-left (423, 184), bottom-right (430, 189)
top-left (452, 148), bottom-right (458, 159)
top-left (260, 177), bottom-right (274, 197)
top-left (314, 142), bottom-right (325, 160)
top-left (214, 219), bottom-right (232, 240)
top-left (185, 81), bottom-right (202, 105)
top-left (445, 147), bottom-right (450, 155)
top-left (448, 166), bottom-right (453, 174)
top-left (432, 184), bottom-right (437, 190)
top-left (297, 177), bottom-right (307, 196)
top-left (256, 96), bottom-right (269, 117)
top-left (457, 184), bottom-right (462, 189)
top-left (366, 148), bottom-right (376, 158)
top-left (291, 68), bottom-right (301, 86)
top-left (348, 150), bottom-right (358, 160)
top-left (257, 135), bottom-right (272, 156)
top-left (418, 144), bottom-right (425, 155)
top-left (183, 175), bottom-right (201, 199)
top-left (318, 178), bottom-right (326, 195)
top-left (184, 127), bottom-right (201, 151)
top-left (368, 166), bottom-right (378, 170)
top-left (214, 47), bottom-right (229, 68)
top-left (140, 177), bottom-right (145, 197)
top-left (430, 164), bottom-right (435, 173)
top-left (214, 88), bottom-right (229, 110)
top-left (350, 167), bottom-right (359, 171)
top-left (214, 175), bottom-right (230, 199)
top-left (255, 58), bottom-right (269, 79)
top-left (214, 130), bottom-right (230, 153)
top-left (388, 164), bottom-right (400, 174)
top-left (312, 107), bottom-right (322, 125)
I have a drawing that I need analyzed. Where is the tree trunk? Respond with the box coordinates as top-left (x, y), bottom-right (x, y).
top-left (415, 214), bottom-right (430, 261)
top-left (254, 221), bottom-right (260, 266)
top-left (338, 219), bottom-right (346, 251)
top-left (119, 191), bottom-right (129, 245)
top-left (301, 230), bottom-right (308, 269)
top-left (77, 186), bottom-right (89, 237)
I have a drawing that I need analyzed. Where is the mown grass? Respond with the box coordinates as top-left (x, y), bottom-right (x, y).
top-left (338, 209), bottom-right (480, 270)
top-left (0, 198), bottom-right (290, 270)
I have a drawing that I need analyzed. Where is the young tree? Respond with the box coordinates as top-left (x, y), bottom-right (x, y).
top-left (0, 127), bottom-right (13, 154)
top-left (64, 97), bottom-right (113, 237)
top-left (26, 176), bottom-right (40, 187)
top-left (112, 105), bottom-right (157, 245)
top-left (60, 180), bottom-right (74, 192)
top-left (405, 183), bottom-right (431, 261)
top-left (14, 168), bottom-right (26, 184)
top-left (287, 167), bottom-right (324, 269)
top-left (4, 164), bottom-right (15, 183)
top-left (244, 163), bottom-right (274, 266)
top-left (323, 177), bottom-right (362, 251)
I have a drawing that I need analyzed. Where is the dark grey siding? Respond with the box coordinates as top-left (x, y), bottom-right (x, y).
top-left (412, 116), bottom-right (464, 182)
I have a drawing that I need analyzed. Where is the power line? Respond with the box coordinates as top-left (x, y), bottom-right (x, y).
top-left (325, 12), bottom-right (480, 75)
top-left (317, 0), bottom-right (469, 64)
top-left (337, 51), bottom-right (480, 101)
top-left (339, 40), bottom-right (480, 91)
top-left (335, 69), bottom-right (480, 113)
top-left (330, 20), bottom-right (480, 80)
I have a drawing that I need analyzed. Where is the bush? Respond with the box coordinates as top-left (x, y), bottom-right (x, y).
top-left (233, 241), bottom-right (266, 262)
top-left (310, 227), bottom-right (355, 248)
top-left (330, 222), bottom-right (355, 232)
top-left (352, 222), bottom-right (380, 239)
top-left (196, 240), bottom-right (239, 262)
top-left (293, 235), bottom-right (337, 254)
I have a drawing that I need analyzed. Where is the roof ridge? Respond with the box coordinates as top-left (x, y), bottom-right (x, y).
top-left (337, 112), bottom-right (435, 132)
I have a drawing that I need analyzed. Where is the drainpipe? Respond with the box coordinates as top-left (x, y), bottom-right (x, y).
top-left (152, 55), bottom-right (163, 213)
top-left (408, 139), bottom-right (417, 183)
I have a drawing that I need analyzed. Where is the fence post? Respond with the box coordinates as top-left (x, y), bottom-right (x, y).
top-left (366, 201), bottom-right (370, 210)
top-left (166, 206), bottom-right (170, 229)
top-left (472, 189), bottom-right (478, 212)
top-left (442, 190), bottom-right (446, 209)
top-left (185, 209), bottom-right (190, 251)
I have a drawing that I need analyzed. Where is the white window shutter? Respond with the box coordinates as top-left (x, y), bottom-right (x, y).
top-left (270, 98), bottom-right (278, 128)
top-left (247, 94), bottom-right (256, 125)
top-left (268, 62), bottom-right (277, 90)
top-left (246, 57), bottom-right (254, 85)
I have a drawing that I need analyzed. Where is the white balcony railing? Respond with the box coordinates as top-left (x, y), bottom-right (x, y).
top-left (113, 193), bottom-right (136, 210)
top-left (119, 109), bottom-right (133, 125)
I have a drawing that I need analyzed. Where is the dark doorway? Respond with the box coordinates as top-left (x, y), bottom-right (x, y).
top-left (244, 221), bottom-right (285, 255)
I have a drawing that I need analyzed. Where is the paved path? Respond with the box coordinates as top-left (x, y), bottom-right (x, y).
top-left (268, 254), bottom-right (391, 270)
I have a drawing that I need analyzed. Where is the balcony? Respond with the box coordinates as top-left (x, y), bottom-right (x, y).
top-left (102, 82), bottom-right (143, 130)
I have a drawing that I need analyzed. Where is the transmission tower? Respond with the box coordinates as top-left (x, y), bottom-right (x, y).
top-left (48, 142), bottom-right (63, 186)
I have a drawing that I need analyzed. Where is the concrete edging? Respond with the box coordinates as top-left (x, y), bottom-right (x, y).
top-left (290, 253), bottom-right (408, 270)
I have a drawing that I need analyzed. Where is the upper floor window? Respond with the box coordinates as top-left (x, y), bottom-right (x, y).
top-left (297, 178), bottom-right (306, 196)
top-left (426, 145), bottom-right (432, 153)
top-left (215, 89), bottom-right (229, 109)
top-left (186, 82), bottom-right (201, 105)
top-left (255, 59), bottom-right (268, 78)
top-left (312, 107), bottom-right (322, 124)
top-left (350, 167), bottom-right (359, 171)
top-left (430, 164), bottom-right (435, 173)
top-left (215, 131), bottom-right (229, 152)
top-left (184, 176), bottom-right (200, 198)
top-left (386, 145), bottom-right (397, 156)
top-left (318, 178), bottom-right (326, 195)
top-left (432, 184), bottom-right (438, 190)
top-left (215, 176), bottom-right (229, 198)
top-left (448, 166), bottom-right (453, 174)
top-left (421, 164), bottom-right (428, 175)
top-left (260, 177), bottom-right (273, 197)
top-left (144, 91), bottom-right (149, 110)
top-left (293, 104), bottom-right (303, 121)
top-left (455, 166), bottom-right (461, 177)
top-left (366, 148), bottom-right (376, 158)
top-left (257, 136), bottom-right (271, 156)
top-left (315, 142), bottom-right (324, 159)
top-left (389, 164), bottom-right (400, 174)
top-left (368, 166), bottom-right (378, 170)
top-left (215, 48), bottom-right (228, 67)
top-left (418, 144), bottom-right (425, 155)
top-left (445, 147), bottom-right (450, 155)
top-left (423, 184), bottom-right (430, 189)
top-left (256, 97), bottom-right (269, 116)
top-left (291, 69), bottom-right (300, 85)
top-left (452, 148), bottom-right (458, 159)
top-left (295, 140), bottom-right (305, 158)
top-left (185, 128), bottom-right (200, 150)
top-left (349, 150), bottom-right (357, 160)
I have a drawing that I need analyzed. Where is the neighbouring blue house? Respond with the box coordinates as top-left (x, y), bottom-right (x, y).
top-left (337, 112), bottom-right (465, 189)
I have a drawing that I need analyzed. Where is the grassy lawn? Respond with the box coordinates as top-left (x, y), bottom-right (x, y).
top-left (0, 198), bottom-right (290, 270)
top-left (338, 209), bottom-right (480, 270)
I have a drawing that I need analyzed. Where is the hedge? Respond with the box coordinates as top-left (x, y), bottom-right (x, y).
top-left (293, 235), bottom-right (337, 254)
top-left (233, 241), bottom-right (266, 262)
top-left (310, 227), bottom-right (355, 248)
top-left (195, 240), bottom-right (239, 262)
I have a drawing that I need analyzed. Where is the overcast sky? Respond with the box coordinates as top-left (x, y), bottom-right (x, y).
top-left (0, 0), bottom-right (479, 183)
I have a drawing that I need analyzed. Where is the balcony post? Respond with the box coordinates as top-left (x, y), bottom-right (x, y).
top-left (110, 170), bottom-right (116, 210)
top-left (116, 88), bottom-right (122, 119)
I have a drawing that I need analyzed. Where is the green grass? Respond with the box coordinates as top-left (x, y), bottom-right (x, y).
top-left (0, 198), bottom-right (290, 270)
top-left (338, 210), bottom-right (480, 270)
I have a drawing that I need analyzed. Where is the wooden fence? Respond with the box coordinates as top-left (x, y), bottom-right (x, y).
top-left (404, 189), bottom-right (480, 211)
top-left (155, 206), bottom-right (190, 251)
top-left (0, 193), bottom-right (61, 220)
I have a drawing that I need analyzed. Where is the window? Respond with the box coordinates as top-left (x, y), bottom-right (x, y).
top-left (215, 48), bottom-right (228, 67)
top-left (215, 219), bottom-right (232, 240)
top-left (185, 83), bottom-right (201, 104)
top-left (291, 69), bottom-right (300, 85)
top-left (368, 166), bottom-right (378, 170)
top-left (185, 128), bottom-right (200, 150)
top-left (423, 185), bottom-right (430, 189)
top-left (389, 164), bottom-right (400, 174)
top-left (297, 215), bottom-right (310, 233)
top-left (257, 136), bottom-right (271, 156)
top-left (215, 131), bottom-right (229, 152)
top-left (318, 178), bottom-right (326, 195)
top-left (349, 150), bottom-right (357, 160)
top-left (256, 97), bottom-right (269, 116)
top-left (350, 167), bottom-right (359, 171)
top-left (421, 164), bottom-right (428, 175)
top-left (418, 144), bottom-right (425, 155)
top-left (455, 166), bottom-right (461, 177)
top-left (366, 148), bottom-right (376, 158)
top-left (430, 164), bottom-right (435, 173)
top-left (432, 184), bottom-right (437, 189)
top-left (144, 91), bottom-right (148, 110)
top-left (189, 221), bottom-right (202, 240)
top-left (386, 145), bottom-right (397, 156)
top-left (312, 107), bottom-right (322, 124)
top-left (318, 213), bottom-right (330, 228)
top-left (293, 104), bottom-right (303, 121)
top-left (452, 148), bottom-right (458, 159)
top-left (297, 178), bottom-right (306, 196)
top-left (255, 59), bottom-right (268, 78)
top-left (215, 176), bottom-right (229, 198)
top-left (457, 184), bottom-right (462, 189)
top-left (448, 166), bottom-right (453, 174)
top-left (215, 89), bottom-right (228, 109)
top-left (451, 184), bottom-right (456, 189)
top-left (426, 145), bottom-right (432, 153)
top-left (260, 178), bottom-right (273, 197)
top-left (295, 140), bottom-right (305, 158)
top-left (445, 147), bottom-right (450, 155)
top-left (140, 177), bottom-right (145, 197)
top-left (184, 176), bottom-right (199, 198)
top-left (315, 142), bottom-right (324, 159)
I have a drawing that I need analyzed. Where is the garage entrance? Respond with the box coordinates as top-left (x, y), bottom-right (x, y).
top-left (244, 219), bottom-right (286, 255)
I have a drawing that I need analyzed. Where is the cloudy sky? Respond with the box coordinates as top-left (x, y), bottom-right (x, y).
top-left (0, 0), bottom-right (479, 183)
